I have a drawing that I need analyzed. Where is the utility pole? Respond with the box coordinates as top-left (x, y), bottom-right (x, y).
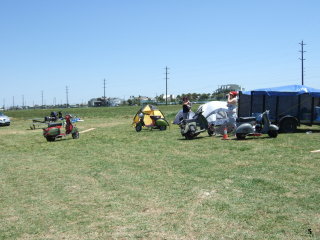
top-left (22, 95), bottom-right (24, 108)
top-left (41, 90), bottom-right (44, 108)
top-left (165, 66), bottom-right (169, 105)
top-left (12, 96), bottom-right (15, 109)
top-left (66, 86), bottom-right (69, 107)
top-left (103, 79), bottom-right (106, 99)
top-left (103, 79), bottom-right (106, 105)
top-left (299, 41), bottom-right (306, 85)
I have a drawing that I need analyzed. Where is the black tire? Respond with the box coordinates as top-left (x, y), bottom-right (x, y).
top-left (135, 125), bottom-right (142, 132)
top-left (268, 130), bottom-right (278, 138)
top-left (279, 118), bottom-right (297, 133)
top-left (185, 125), bottom-right (196, 140)
top-left (185, 133), bottom-right (195, 140)
top-left (207, 125), bottom-right (215, 136)
top-left (236, 133), bottom-right (246, 140)
top-left (159, 125), bottom-right (167, 131)
top-left (46, 137), bottom-right (55, 142)
top-left (207, 129), bottom-right (214, 136)
top-left (72, 131), bottom-right (80, 139)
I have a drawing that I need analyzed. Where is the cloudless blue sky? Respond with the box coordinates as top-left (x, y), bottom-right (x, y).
top-left (1, 0), bottom-right (320, 106)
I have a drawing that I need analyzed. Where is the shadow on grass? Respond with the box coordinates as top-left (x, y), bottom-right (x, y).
top-left (230, 136), bottom-right (272, 141)
top-left (292, 129), bottom-right (320, 133)
top-left (177, 136), bottom-right (208, 141)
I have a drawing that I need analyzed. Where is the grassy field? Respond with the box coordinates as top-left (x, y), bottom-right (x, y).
top-left (1, 106), bottom-right (320, 239)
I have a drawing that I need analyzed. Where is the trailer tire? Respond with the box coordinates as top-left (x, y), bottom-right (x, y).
top-left (279, 117), bottom-right (298, 133)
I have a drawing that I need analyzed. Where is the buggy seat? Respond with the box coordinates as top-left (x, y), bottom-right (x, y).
top-left (237, 117), bottom-right (256, 123)
top-left (150, 116), bottom-right (161, 121)
top-left (48, 122), bottom-right (63, 127)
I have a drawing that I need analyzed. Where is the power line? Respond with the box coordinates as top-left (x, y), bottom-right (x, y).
top-left (299, 41), bottom-right (306, 85)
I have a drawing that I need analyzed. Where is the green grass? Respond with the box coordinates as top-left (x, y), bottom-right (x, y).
top-left (1, 106), bottom-right (320, 239)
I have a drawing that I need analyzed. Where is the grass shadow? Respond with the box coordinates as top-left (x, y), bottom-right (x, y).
top-left (178, 136), bottom-right (208, 141)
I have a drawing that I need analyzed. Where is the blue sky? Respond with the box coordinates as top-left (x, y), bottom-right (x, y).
top-left (1, 0), bottom-right (320, 106)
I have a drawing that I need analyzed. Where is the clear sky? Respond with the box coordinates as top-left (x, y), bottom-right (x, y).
top-left (1, 0), bottom-right (320, 106)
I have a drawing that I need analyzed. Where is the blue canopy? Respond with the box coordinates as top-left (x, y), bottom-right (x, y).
top-left (242, 85), bottom-right (320, 97)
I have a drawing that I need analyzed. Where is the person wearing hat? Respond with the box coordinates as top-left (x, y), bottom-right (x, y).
top-left (227, 91), bottom-right (238, 131)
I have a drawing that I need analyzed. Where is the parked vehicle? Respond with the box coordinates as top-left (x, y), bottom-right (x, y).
top-left (43, 115), bottom-right (79, 141)
top-left (238, 85), bottom-right (320, 133)
top-left (179, 108), bottom-right (208, 139)
top-left (174, 101), bottom-right (234, 137)
top-left (0, 112), bottom-right (10, 126)
top-left (132, 104), bottom-right (169, 132)
top-left (235, 110), bottom-right (279, 140)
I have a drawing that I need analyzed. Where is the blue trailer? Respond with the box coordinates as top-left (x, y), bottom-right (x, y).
top-left (238, 85), bottom-right (320, 133)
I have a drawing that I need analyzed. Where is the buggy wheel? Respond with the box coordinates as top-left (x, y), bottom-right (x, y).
top-left (159, 125), bottom-right (167, 131)
top-left (135, 125), bottom-right (142, 132)
top-left (185, 133), bottom-right (195, 140)
top-left (207, 128), bottom-right (215, 136)
top-left (185, 125), bottom-right (196, 140)
top-left (46, 137), bottom-right (55, 142)
top-left (268, 130), bottom-right (278, 138)
top-left (72, 131), bottom-right (80, 139)
top-left (236, 133), bottom-right (246, 140)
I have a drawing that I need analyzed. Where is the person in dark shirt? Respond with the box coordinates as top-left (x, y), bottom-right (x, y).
top-left (182, 97), bottom-right (191, 119)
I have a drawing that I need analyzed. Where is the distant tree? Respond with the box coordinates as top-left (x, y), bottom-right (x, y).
top-left (199, 93), bottom-right (210, 101)
top-left (127, 99), bottom-right (133, 105)
top-left (155, 94), bottom-right (165, 103)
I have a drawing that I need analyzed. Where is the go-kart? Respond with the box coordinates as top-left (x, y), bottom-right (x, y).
top-left (179, 108), bottom-right (208, 139)
top-left (43, 114), bottom-right (79, 142)
top-left (235, 110), bottom-right (279, 140)
top-left (135, 113), bottom-right (169, 132)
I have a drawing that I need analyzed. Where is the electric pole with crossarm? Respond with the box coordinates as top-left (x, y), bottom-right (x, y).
top-left (299, 41), bottom-right (306, 85)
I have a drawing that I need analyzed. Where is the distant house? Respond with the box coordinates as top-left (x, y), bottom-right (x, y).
top-left (108, 98), bottom-right (122, 107)
top-left (88, 97), bottom-right (122, 107)
top-left (88, 98), bottom-right (105, 107)
top-left (162, 94), bottom-right (175, 101)
top-left (215, 84), bottom-right (242, 93)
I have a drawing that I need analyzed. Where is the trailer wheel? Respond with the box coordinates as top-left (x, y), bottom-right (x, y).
top-left (279, 118), bottom-right (297, 133)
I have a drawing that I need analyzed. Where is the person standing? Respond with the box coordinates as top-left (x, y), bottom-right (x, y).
top-left (182, 97), bottom-right (191, 120)
top-left (227, 91), bottom-right (238, 131)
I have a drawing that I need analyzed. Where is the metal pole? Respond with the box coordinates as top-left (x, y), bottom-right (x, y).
top-left (299, 41), bottom-right (306, 85)
top-left (104, 79), bottom-right (106, 100)
top-left (66, 86), bottom-right (69, 107)
top-left (165, 66), bottom-right (169, 105)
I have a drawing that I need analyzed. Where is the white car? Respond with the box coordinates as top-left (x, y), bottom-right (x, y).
top-left (0, 112), bottom-right (10, 126)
